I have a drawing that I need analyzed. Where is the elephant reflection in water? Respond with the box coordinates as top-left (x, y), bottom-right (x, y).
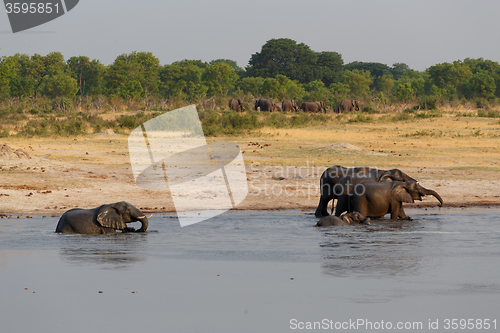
top-left (58, 232), bottom-right (149, 268)
top-left (318, 219), bottom-right (425, 278)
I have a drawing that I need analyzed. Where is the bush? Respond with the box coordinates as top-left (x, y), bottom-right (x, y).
top-left (477, 110), bottom-right (500, 118)
top-left (418, 96), bottom-right (438, 110)
top-left (362, 105), bottom-right (378, 113)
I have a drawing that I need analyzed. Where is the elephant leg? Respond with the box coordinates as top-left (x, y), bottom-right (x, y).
top-left (397, 206), bottom-right (413, 220)
top-left (315, 196), bottom-right (331, 218)
top-left (352, 197), bottom-right (369, 218)
top-left (390, 202), bottom-right (403, 221)
top-left (334, 195), bottom-right (350, 216)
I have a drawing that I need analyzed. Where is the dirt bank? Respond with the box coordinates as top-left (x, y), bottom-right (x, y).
top-left (0, 119), bottom-right (499, 216)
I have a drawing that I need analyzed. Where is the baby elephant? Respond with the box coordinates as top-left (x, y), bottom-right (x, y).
top-left (316, 212), bottom-right (370, 227)
top-left (56, 201), bottom-right (149, 234)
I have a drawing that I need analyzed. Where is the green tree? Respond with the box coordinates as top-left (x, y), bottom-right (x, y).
top-left (463, 71), bottom-right (496, 100)
top-left (344, 61), bottom-right (390, 90)
top-left (236, 77), bottom-right (264, 96)
top-left (316, 51), bottom-right (344, 86)
top-left (246, 38), bottom-right (318, 83)
top-left (396, 82), bottom-right (414, 102)
top-left (275, 74), bottom-right (304, 100)
top-left (209, 59), bottom-right (244, 77)
top-left (8, 54), bottom-right (35, 97)
top-left (0, 56), bottom-right (16, 98)
top-left (42, 72), bottom-right (78, 98)
top-left (377, 74), bottom-right (394, 94)
top-left (107, 51), bottom-right (160, 99)
top-left (426, 60), bottom-right (472, 96)
top-left (67, 56), bottom-right (106, 96)
top-left (202, 62), bottom-right (238, 96)
top-left (260, 77), bottom-right (280, 98)
top-left (329, 82), bottom-right (350, 104)
top-left (303, 80), bottom-right (329, 102)
top-left (159, 60), bottom-right (204, 98)
top-left (390, 63), bottom-right (411, 80)
top-left (343, 69), bottom-right (373, 97)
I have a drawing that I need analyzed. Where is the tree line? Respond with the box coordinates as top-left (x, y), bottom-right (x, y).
top-left (1, 38), bottom-right (500, 111)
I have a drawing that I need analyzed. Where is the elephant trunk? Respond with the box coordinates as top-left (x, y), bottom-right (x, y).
top-left (135, 215), bottom-right (149, 232)
top-left (424, 189), bottom-right (443, 207)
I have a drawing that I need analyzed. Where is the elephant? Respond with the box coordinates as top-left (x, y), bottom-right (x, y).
top-left (254, 99), bottom-right (274, 112)
top-left (348, 181), bottom-right (443, 221)
top-left (333, 106), bottom-right (341, 114)
top-left (274, 103), bottom-right (282, 111)
top-left (299, 101), bottom-right (327, 113)
top-left (339, 99), bottom-right (360, 112)
top-left (282, 99), bottom-right (297, 112)
top-left (314, 166), bottom-right (417, 218)
top-left (55, 201), bottom-right (149, 234)
top-left (316, 212), bottom-right (370, 227)
top-left (228, 98), bottom-right (243, 112)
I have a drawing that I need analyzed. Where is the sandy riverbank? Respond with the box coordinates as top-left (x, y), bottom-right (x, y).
top-left (0, 115), bottom-right (499, 215)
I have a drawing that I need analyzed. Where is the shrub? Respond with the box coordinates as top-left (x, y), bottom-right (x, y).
top-left (418, 96), bottom-right (437, 110)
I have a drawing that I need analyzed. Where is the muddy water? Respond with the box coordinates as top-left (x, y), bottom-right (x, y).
top-left (1, 207), bottom-right (499, 332)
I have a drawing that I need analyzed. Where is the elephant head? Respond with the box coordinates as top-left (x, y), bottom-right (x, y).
top-left (97, 201), bottom-right (149, 232)
top-left (343, 212), bottom-right (371, 225)
top-left (378, 169), bottom-right (417, 183)
top-left (352, 100), bottom-right (360, 111)
top-left (392, 182), bottom-right (443, 207)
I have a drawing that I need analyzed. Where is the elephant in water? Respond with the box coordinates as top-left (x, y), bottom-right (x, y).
top-left (55, 201), bottom-right (149, 234)
top-left (316, 212), bottom-right (370, 227)
top-left (228, 98), bottom-right (243, 112)
top-left (314, 166), bottom-right (417, 218)
top-left (349, 181), bottom-right (443, 221)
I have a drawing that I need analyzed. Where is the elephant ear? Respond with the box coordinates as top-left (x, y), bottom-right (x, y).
top-left (378, 171), bottom-right (393, 182)
top-left (96, 205), bottom-right (127, 230)
top-left (392, 184), bottom-right (414, 203)
top-left (343, 215), bottom-right (353, 224)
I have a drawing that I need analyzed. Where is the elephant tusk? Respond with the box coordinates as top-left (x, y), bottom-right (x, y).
top-left (137, 215), bottom-right (146, 219)
top-left (147, 214), bottom-right (153, 219)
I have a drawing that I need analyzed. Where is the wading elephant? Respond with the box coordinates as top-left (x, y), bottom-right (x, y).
top-left (282, 99), bottom-right (297, 112)
top-left (55, 201), bottom-right (149, 234)
top-left (228, 98), bottom-right (243, 112)
top-left (299, 101), bottom-right (327, 113)
top-left (316, 212), bottom-right (370, 227)
top-left (254, 99), bottom-right (275, 112)
top-left (349, 181), bottom-right (443, 221)
top-left (314, 166), bottom-right (417, 218)
top-left (339, 99), bottom-right (360, 112)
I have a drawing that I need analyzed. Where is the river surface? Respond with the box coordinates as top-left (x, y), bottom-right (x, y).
top-left (1, 207), bottom-right (499, 332)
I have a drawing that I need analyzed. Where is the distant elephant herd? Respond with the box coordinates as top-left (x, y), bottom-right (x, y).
top-left (228, 98), bottom-right (360, 113)
top-left (53, 164), bottom-right (443, 234)
top-left (314, 165), bottom-right (443, 227)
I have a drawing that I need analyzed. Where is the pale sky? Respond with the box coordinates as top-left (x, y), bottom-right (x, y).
top-left (1, 0), bottom-right (499, 71)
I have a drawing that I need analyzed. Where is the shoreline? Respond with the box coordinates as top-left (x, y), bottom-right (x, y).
top-left (2, 203), bottom-right (500, 218)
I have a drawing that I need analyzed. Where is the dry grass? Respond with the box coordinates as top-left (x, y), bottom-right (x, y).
top-left (0, 113), bottom-right (499, 214)
top-left (231, 116), bottom-right (500, 176)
